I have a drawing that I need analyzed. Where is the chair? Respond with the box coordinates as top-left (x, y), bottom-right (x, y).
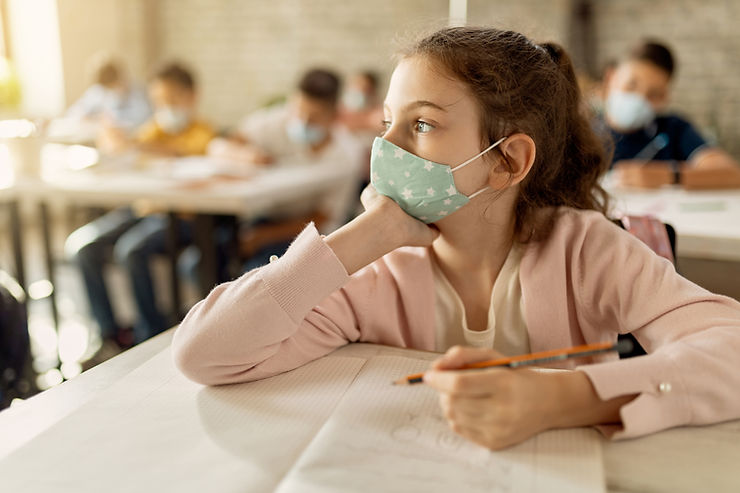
top-left (612, 216), bottom-right (677, 359)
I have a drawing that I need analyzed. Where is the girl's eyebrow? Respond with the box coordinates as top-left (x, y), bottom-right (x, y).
top-left (384, 100), bottom-right (448, 113)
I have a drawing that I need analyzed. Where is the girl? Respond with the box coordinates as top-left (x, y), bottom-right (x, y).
top-left (173, 27), bottom-right (740, 450)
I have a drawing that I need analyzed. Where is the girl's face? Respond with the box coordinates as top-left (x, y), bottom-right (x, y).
top-left (382, 57), bottom-right (492, 197)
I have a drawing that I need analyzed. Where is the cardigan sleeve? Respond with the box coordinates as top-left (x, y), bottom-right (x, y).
top-left (172, 223), bottom-right (364, 385)
top-left (572, 212), bottom-right (740, 439)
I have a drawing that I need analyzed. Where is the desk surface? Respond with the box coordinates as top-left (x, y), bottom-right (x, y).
top-left (606, 182), bottom-right (740, 262)
top-left (0, 330), bottom-right (737, 493)
top-left (1, 144), bottom-right (357, 219)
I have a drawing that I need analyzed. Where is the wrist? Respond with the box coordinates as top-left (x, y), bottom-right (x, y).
top-left (543, 370), bottom-right (633, 430)
top-left (325, 208), bottom-right (402, 275)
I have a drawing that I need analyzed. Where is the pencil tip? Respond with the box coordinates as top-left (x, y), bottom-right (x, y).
top-left (392, 378), bottom-right (408, 386)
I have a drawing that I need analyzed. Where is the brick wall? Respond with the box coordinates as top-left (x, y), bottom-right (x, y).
top-left (150, 0), bottom-right (739, 158)
top-left (154, 0), bottom-right (449, 129)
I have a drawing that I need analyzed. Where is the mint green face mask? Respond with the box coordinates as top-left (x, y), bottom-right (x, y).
top-left (370, 136), bottom-right (506, 223)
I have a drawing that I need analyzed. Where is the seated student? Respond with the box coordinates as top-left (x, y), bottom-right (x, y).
top-left (602, 40), bottom-right (740, 187)
top-left (338, 70), bottom-right (385, 137)
top-left (65, 54), bottom-right (151, 133)
top-left (173, 27), bottom-right (740, 451)
top-left (207, 68), bottom-right (364, 266)
top-left (338, 70), bottom-right (385, 193)
top-left (66, 63), bottom-right (215, 353)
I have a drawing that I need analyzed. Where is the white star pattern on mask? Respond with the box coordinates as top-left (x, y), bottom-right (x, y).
top-left (446, 185), bottom-right (456, 196)
top-left (401, 188), bottom-right (413, 200)
top-left (437, 210), bottom-right (448, 216)
top-left (394, 148), bottom-right (405, 159)
top-left (371, 172), bottom-right (380, 182)
top-left (388, 179), bottom-right (395, 185)
top-left (420, 216), bottom-right (428, 221)
top-left (423, 161), bottom-right (434, 171)
top-left (376, 148), bottom-right (384, 158)
top-left (404, 171), bottom-right (410, 177)
top-left (443, 198), bottom-right (452, 205)
top-left (426, 187), bottom-right (436, 196)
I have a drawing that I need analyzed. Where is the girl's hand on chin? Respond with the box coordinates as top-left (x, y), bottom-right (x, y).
top-left (360, 185), bottom-right (439, 248)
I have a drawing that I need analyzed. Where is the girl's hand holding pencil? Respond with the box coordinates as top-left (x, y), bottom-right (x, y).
top-left (420, 342), bottom-right (636, 450)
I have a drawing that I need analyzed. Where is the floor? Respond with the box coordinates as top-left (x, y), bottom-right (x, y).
top-left (1, 203), bottom-right (201, 398)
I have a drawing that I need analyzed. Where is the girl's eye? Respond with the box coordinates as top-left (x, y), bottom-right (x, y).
top-left (380, 120), bottom-right (391, 135)
top-left (415, 121), bottom-right (433, 134)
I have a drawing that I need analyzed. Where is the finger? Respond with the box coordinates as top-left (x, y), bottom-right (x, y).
top-left (359, 184), bottom-right (379, 209)
top-left (430, 345), bottom-right (504, 370)
top-left (423, 368), bottom-right (506, 396)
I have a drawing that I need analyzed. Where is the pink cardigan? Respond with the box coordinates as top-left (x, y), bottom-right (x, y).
top-left (173, 208), bottom-right (740, 439)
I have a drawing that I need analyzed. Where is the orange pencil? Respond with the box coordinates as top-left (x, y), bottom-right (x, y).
top-left (393, 339), bottom-right (633, 385)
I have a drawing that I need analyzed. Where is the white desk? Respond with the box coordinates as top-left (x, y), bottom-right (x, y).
top-left (1, 145), bottom-right (359, 323)
top-left (606, 184), bottom-right (740, 262)
top-left (0, 330), bottom-right (738, 493)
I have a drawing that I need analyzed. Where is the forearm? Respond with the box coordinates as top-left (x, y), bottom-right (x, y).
top-left (546, 370), bottom-right (637, 430)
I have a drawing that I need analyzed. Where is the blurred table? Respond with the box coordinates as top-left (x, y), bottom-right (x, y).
top-left (606, 184), bottom-right (740, 262)
top-left (0, 330), bottom-right (738, 493)
top-left (1, 144), bottom-right (358, 328)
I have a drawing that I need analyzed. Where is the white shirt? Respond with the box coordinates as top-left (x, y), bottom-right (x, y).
top-left (432, 243), bottom-right (530, 355)
top-left (65, 84), bottom-right (152, 131)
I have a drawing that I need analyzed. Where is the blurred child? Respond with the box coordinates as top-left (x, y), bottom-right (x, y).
top-left (65, 54), bottom-right (151, 132)
top-left (339, 70), bottom-right (384, 136)
top-left (66, 63), bottom-right (215, 353)
top-left (602, 40), bottom-right (739, 187)
top-left (207, 68), bottom-right (364, 267)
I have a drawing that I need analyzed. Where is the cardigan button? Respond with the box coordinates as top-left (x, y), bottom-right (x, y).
top-left (269, 255), bottom-right (279, 263)
top-left (658, 382), bottom-right (672, 393)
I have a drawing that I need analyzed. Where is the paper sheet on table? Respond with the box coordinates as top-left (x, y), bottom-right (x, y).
top-left (0, 349), bottom-right (366, 493)
top-left (275, 356), bottom-right (605, 493)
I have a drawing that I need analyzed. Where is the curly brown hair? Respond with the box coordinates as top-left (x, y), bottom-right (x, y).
top-left (399, 27), bottom-right (610, 241)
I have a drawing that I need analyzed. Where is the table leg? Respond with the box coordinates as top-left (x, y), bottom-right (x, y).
top-left (194, 214), bottom-right (218, 297)
top-left (8, 200), bottom-right (26, 293)
top-left (39, 203), bottom-right (60, 331)
top-left (166, 212), bottom-right (182, 321)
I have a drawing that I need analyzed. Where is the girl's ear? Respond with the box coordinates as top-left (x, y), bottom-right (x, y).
top-left (488, 133), bottom-right (536, 190)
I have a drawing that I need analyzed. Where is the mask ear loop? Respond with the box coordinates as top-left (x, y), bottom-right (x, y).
top-left (450, 136), bottom-right (508, 173)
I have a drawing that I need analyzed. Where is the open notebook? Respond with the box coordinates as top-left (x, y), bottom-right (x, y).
top-left (0, 347), bottom-right (605, 492)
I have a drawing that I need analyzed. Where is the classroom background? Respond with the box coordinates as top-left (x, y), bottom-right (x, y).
top-left (1, 0), bottom-right (739, 406)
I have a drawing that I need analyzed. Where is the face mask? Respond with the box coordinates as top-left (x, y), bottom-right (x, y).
top-left (606, 90), bottom-right (655, 132)
top-left (155, 106), bottom-right (191, 134)
top-left (343, 90), bottom-right (368, 111)
top-left (286, 118), bottom-right (327, 146)
top-left (370, 136), bottom-right (506, 223)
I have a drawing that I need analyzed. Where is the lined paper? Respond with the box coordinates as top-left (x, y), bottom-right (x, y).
top-left (276, 356), bottom-right (604, 493)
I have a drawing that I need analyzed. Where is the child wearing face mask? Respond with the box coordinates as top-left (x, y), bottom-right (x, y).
top-left (65, 54), bottom-right (151, 135)
top-left (173, 27), bottom-right (740, 451)
top-left (67, 63), bottom-right (215, 357)
top-left (602, 40), bottom-right (740, 188)
top-left (206, 68), bottom-right (364, 264)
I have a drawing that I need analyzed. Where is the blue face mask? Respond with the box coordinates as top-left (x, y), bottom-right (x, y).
top-left (606, 90), bottom-right (656, 132)
top-left (370, 136), bottom-right (506, 223)
top-left (286, 118), bottom-right (327, 146)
